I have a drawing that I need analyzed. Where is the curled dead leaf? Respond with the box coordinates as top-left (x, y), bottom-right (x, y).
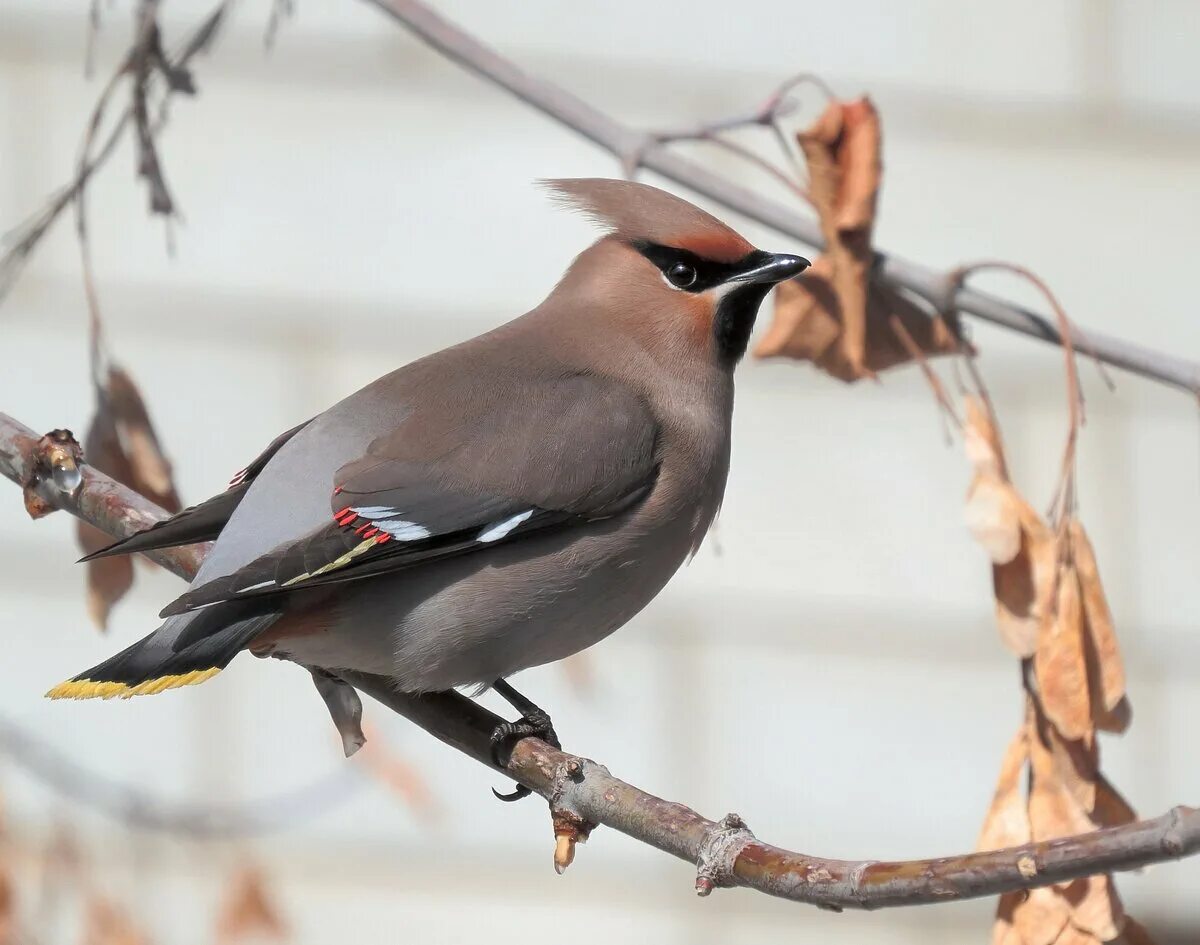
top-left (1035, 565), bottom-right (1092, 741)
top-left (964, 395), bottom-right (1008, 480)
top-left (992, 508), bottom-right (1055, 659)
top-left (1014, 885), bottom-right (1071, 945)
top-left (1046, 725), bottom-right (1098, 815)
top-left (1028, 716), bottom-right (1096, 842)
top-left (1053, 922), bottom-right (1100, 945)
top-left (753, 96), bottom-right (962, 379)
top-left (966, 475), bottom-right (1023, 566)
top-left (1070, 522), bottom-right (1128, 728)
top-left (1092, 773), bottom-right (1137, 829)
top-left (993, 893), bottom-right (1021, 945)
top-left (977, 724), bottom-right (1031, 851)
top-left (76, 366), bottom-right (181, 631)
top-left (1059, 875), bottom-right (1125, 943)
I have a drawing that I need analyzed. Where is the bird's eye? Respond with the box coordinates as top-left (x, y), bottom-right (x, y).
top-left (666, 262), bottom-right (698, 289)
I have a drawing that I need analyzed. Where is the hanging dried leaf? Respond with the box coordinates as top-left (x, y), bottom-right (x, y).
top-left (977, 724), bottom-right (1031, 851)
top-left (993, 894), bottom-right (1022, 945)
top-left (1059, 876), bottom-right (1125, 942)
top-left (215, 866), bottom-right (287, 943)
top-left (964, 396), bottom-right (1008, 479)
top-left (1028, 715), bottom-right (1095, 842)
top-left (1014, 886), bottom-right (1071, 945)
top-left (1036, 565), bottom-right (1092, 741)
top-left (1070, 522), bottom-right (1128, 728)
top-left (965, 475), bottom-right (1023, 566)
top-left (962, 396), bottom-right (1057, 658)
top-left (992, 516), bottom-right (1056, 659)
top-left (1092, 774), bottom-right (1136, 829)
top-left (1054, 923), bottom-right (1100, 945)
top-left (76, 366), bottom-right (182, 630)
top-left (754, 97), bottom-right (963, 378)
top-left (1046, 725), bottom-right (1099, 814)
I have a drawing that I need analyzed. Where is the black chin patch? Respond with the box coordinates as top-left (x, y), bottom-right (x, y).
top-left (714, 283), bottom-right (773, 365)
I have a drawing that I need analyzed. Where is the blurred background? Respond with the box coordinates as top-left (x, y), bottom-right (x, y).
top-left (1, 1), bottom-right (1199, 942)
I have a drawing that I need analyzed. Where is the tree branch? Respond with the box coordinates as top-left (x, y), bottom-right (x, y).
top-left (361, 0), bottom-right (1200, 396)
top-left (2, 409), bottom-right (1197, 908)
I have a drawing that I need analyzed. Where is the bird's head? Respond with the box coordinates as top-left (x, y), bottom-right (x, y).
top-left (545, 178), bottom-right (809, 366)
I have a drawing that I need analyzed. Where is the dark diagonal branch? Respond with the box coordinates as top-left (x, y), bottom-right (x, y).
top-left (362, 0), bottom-right (1200, 396)
top-left (2, 410), bottom-right (1197, 909)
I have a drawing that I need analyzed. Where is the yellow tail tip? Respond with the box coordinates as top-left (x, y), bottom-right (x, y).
top-left (45, 667), bottom-right (221, 701)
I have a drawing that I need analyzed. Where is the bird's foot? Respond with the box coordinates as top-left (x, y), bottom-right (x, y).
top-left (489, 678), bottom-right (561, 802)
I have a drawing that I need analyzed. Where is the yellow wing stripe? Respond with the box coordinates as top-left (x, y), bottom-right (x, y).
top-left (281, 534), bottom-right (384, 587)
top-left (45, 667), bottom-right (221, 701)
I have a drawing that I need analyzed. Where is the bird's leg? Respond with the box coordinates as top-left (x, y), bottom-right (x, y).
top-left (489, 678), bottom-right (561, 803)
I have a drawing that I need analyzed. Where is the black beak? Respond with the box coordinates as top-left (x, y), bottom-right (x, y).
top-left (727, 251), bottom-right (810, 286)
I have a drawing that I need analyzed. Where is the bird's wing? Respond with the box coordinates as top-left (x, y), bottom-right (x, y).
top-left (160, 375), bottom-right (658, 615)
top-left (78, 419), bottom-right (313, 561)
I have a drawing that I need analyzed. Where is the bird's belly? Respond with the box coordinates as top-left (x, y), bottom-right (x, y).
top-left (275, 509), bottom-right (696, 691)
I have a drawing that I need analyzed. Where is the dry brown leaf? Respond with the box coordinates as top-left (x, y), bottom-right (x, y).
top-left (964, 396), bottom-right (1008, 479)
top-left (966, 475), bottom-right (1024, 566)
top-left (1046, 726), bottom-right (1098, 814)
top-left (1014, 886), bottom-right (1071, 945)
top-left (1059, 875), bottom-right (1124, 942)
top-left (961, 396), bottom-right (1057, 658)
top-left (1028, 718), bottom-right (1096, 842)
top-left (961, 396), bottom-right (1056, 658)
top-left (1035, 565), bottom-right (1092, 741)
top-left (76, 366), bottom-right (181, 630)
top-left (977, 724), bottom-right (1031, 851)
top-left (83, 897), bottom-right (150, 945)
top-left (1070, 522), bottom-right (1128, 728)
top-left (1053, 922), bottom-right (1099, 945)
top-left (993, 893), bottom-right (1022, 945)
top-left (753, 96), bottom-right (961, 378)
top-left (992, 509), bottom-right (1056, 659)
top-left (215, 866), bottom-right (287, 943)
top-left (1092, 774), bottom-right (1136, 828)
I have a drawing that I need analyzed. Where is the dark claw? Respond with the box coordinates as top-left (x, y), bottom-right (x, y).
top-left (488, 679), bottom-right (561, 803)
top-left (489, 713), bottom-right (560, 803)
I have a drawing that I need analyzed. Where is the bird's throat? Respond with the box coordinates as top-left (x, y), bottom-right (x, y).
top-left (713, 283), bottom-right (773, 365)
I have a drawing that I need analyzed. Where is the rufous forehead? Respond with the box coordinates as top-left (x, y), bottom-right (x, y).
top-left (670, 229), bottom-right (755, 264)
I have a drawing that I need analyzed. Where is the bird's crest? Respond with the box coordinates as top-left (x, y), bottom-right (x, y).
top-left (544, 178), bottom-right (754, 263)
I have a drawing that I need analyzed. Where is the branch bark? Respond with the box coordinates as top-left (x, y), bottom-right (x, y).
top-left (361, 0), bottom-right (1200, 396)
top-left (2, 409), bottom-right (1197, 909)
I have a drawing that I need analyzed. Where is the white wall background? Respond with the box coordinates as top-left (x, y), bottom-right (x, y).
top-left (1, 1), bottom-right (1198, 942)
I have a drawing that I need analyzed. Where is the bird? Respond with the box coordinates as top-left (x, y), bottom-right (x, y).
top-left (48, 178), bottom-right (808, 770)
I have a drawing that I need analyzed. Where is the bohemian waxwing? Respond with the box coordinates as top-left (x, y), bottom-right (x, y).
top-left (50, 178), bottom-right (808, 760)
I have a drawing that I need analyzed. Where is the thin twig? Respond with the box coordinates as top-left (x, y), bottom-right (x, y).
top-left (0, 2), bottom-right (227, 309)
top-left (361, 0), bottom-right (1200, 396)
top-left (952, 262), bottom-right (1084, 527)
top-left (2, 409), bottom-right (1197, 909)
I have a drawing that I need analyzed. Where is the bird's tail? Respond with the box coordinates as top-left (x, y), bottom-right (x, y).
top-left (46, 611), bottom-right (278, 700)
